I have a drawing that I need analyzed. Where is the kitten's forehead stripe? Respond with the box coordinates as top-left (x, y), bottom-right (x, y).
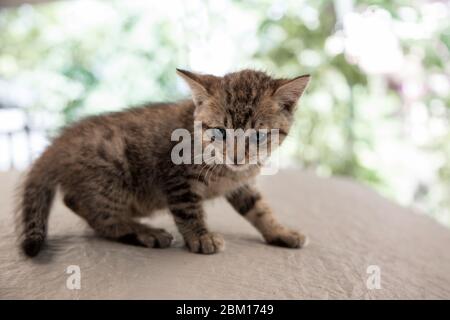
top-left (220, 70), bottom-right (274, 129)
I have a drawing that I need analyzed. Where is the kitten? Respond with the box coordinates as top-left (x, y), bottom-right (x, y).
top-left (17, 69), bottom-right (310, 257)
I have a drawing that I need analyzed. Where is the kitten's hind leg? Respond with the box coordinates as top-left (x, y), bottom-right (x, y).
top-left (117, 223), bottom-right (174, 249)
top-left (63, 194), bottom-right (173, 248)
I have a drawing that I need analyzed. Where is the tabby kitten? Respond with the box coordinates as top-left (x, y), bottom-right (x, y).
top-left (18, 69), bottom-right (310, 257)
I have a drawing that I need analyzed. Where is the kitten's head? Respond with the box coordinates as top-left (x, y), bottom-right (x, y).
top-left (177, 68), bottom-right (310, 171)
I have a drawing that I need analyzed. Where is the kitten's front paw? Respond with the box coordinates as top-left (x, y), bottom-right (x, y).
top-left (267, 230), bottom-right (308, 249)
top-left (185, 232), bottom-right (225, 254)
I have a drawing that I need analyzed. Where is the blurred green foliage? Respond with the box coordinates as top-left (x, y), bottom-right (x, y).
top-left (249, 0), bottom-right (450, 226)
top-left (0, 0), bottom-right (449, 226)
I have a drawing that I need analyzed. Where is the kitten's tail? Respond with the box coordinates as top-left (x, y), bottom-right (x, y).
top-left (17, 148), bottom-right (59, 257)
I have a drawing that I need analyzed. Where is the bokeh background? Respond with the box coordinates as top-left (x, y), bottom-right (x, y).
top-left (0, 0), bottom-right (449, 226)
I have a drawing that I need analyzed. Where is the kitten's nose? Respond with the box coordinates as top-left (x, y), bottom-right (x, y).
top-left (226, 137), bottom-right (246, 164)
top-left (234, 151), bottom-right (245, 164)
top-left (233, 141), bottom-right (246, 164)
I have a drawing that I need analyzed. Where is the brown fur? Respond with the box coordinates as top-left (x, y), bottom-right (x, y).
top-left (17, 69), bottom-right (310, 257)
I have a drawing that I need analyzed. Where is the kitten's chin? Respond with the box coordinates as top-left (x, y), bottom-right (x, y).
top-left (225, 163), bottom-right (253, 172)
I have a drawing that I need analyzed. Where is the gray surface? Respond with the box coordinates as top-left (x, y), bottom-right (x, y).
top-left (1, 170), bottom-right (450, 299)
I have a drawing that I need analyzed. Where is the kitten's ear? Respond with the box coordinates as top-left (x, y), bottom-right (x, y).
top-left (176, 68), bottom-right (217, 107)
top-left (273, 74), bottom-right (311, 112)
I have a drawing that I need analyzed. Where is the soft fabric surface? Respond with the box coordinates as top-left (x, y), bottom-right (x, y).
top-left (1, 170), bottom-right (449, 299)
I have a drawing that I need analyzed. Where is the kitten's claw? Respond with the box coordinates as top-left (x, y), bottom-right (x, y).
top-left (186, 232), bottom-right (225, 254)
top-left (267, 230), bottom-right (308, 249)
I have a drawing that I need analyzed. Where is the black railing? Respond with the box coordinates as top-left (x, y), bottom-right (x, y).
top-left (0, 106), bottom-right (49, 171)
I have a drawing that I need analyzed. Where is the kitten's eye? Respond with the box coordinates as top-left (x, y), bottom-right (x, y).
top-left (211, 127), bottom-right (226, 141)
top-left (250, 131), bottom-right (268, 144)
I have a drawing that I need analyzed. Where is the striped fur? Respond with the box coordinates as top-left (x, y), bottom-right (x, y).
top-left (17, 69), bottom-right (309, 257)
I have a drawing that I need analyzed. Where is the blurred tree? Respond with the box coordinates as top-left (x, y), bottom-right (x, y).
top-left (247, 0), bottom-right (450, 224)
top-left (0, 0), bottom-right (449, 226)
